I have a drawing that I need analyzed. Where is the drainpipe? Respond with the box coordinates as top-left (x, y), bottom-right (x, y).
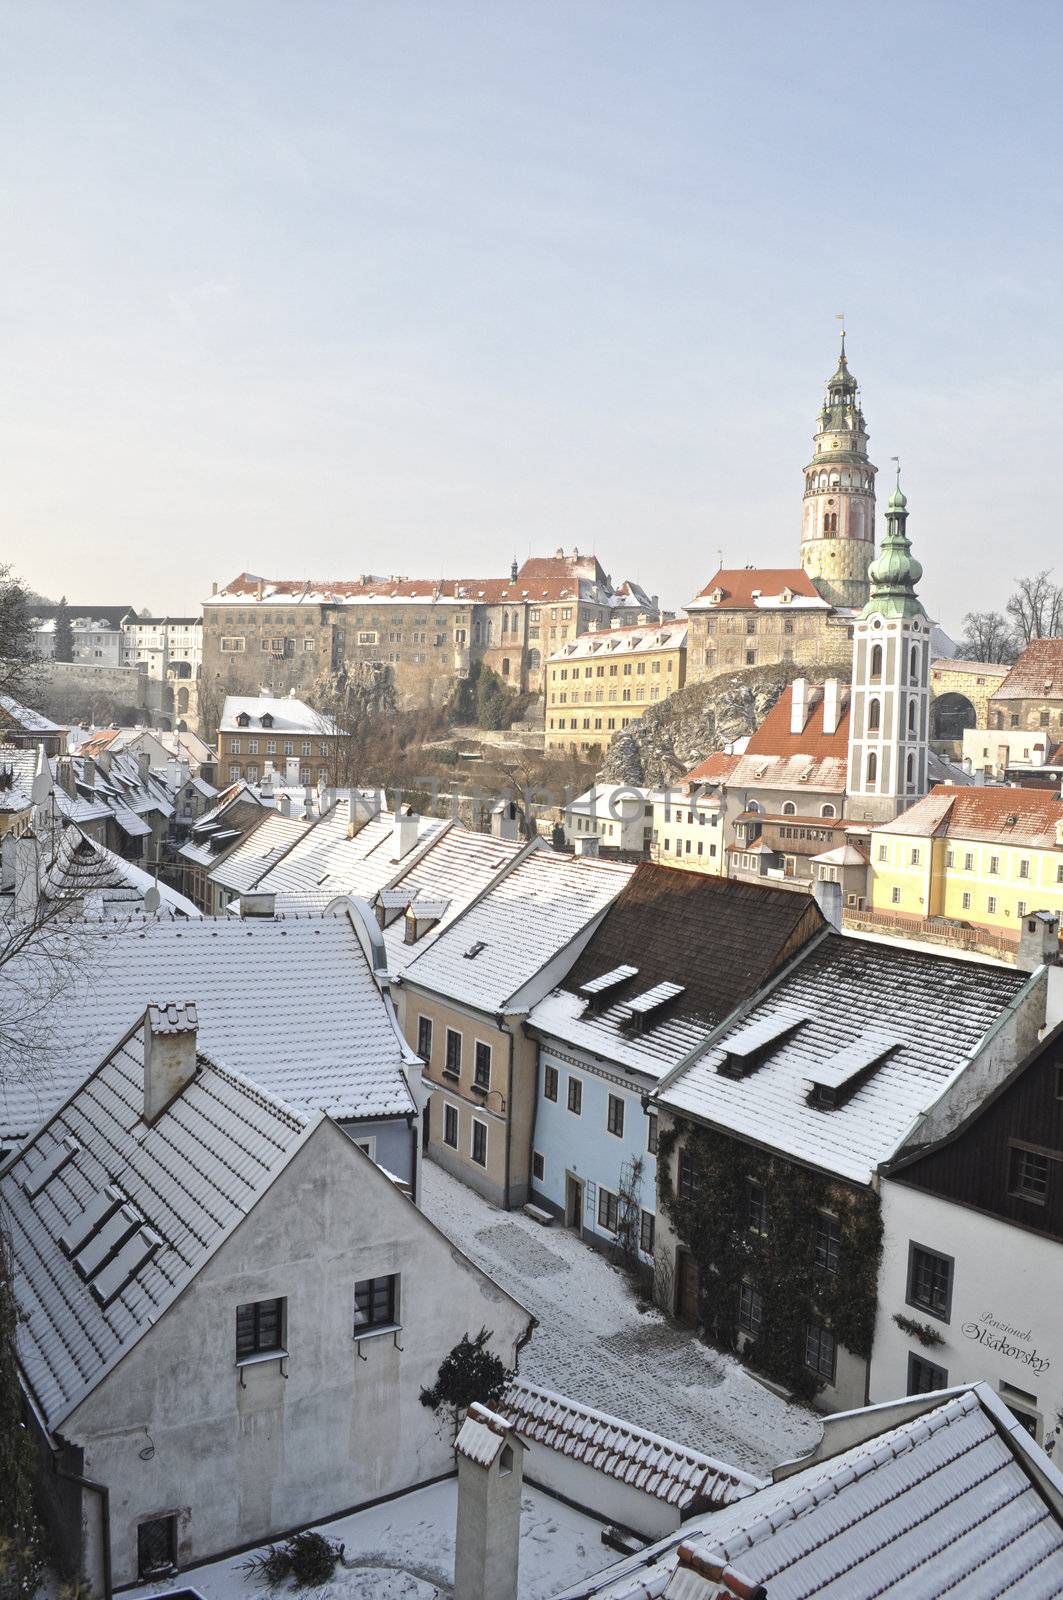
top-left (498, 1015), bottom-right (515, 1210)
top-left (54, 1458), bottom-right (111, 1600)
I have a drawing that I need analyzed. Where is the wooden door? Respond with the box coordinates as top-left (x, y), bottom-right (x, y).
top-left (676, 1250), bottom-right (700, 1326)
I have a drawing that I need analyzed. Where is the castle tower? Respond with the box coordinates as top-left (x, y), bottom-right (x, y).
top-left (800, 335), bottom-right (877, 610)
top-left (846, 469), bottom-right (932, 824)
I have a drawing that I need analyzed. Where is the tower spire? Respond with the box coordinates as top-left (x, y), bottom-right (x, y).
top-left (799, 331), bottom-right (877, 610)
top-left (863, 462), bottom-right (923, 618)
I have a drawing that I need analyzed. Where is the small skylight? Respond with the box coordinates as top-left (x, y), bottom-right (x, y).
top-left (717, 1008), bottom-right (808, 1079)
top-left (90, 1226), bottom-right (164, 1308)
top-left (74, 1203), bottom-right (143, 1279)
top-left (59, 1185), bottom-right (125, 1257)
top-left (22, 1135), bottom-right (81, 1199)
top-left (464, 941), bottom-right (487, 960)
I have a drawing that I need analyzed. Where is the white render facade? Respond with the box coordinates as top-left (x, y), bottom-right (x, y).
top-left (871, 1179), bottom-right (1063, 1452)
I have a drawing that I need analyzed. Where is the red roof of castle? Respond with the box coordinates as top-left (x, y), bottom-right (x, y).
top-left (688, 568), bottom-right (824, 608)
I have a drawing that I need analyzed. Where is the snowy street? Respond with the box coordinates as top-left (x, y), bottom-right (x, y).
top-left (420, 1161), bottom-right (821, 1477)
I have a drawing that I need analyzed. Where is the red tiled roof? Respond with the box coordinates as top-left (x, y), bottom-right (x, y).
top-left (745, 683), bottom-right (851, 760)
top-left (882, 784), bottom-right (1063, 847)
top-left (679, 752), bottom-right (741, 786)
top-left (79, 729), bottom-right (122, 756)
top-left (214, 563), bottom-right (615, 606)
top-left (688, 567), bottom-right (824, 608)
top-left (992, 638), bottom-right (1063, 700)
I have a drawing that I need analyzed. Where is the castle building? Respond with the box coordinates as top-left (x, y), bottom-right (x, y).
top-left (686, 337), bottom-right (877, 683)
top-left (846, 472), bottom-right (932, 824)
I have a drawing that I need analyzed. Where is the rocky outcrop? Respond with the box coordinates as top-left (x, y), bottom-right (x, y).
top-left (598, 660), bottom-right (843, 786)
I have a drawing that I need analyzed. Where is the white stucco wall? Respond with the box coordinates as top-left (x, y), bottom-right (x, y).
top-left (66, 1120), bottom-right (532, 1587)
top-left (871, 1179), bottom-right (1063, 1453)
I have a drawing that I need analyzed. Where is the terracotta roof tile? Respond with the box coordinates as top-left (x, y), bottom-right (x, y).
top-left (993, 638), bottom-right (1063, 700)
top-left (879, 784), bottom-right (1063, 847)
top-left (688, 567), bottom-right (826, 609)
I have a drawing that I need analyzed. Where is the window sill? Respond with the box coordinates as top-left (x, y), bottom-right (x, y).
top-left (441, 1069), bottom-right (460, 1083)
top-left (470, 1081), bottom-right (491, 1096)
top-left (236, 1347), bottom-right (288, 1369)
top-left (906, 1299), bottom-right (949, 1323)
top-left (354, 1324), bottom-right (404, 1359)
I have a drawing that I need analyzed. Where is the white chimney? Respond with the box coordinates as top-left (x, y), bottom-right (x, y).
top-left (393, 808), bottom-right (420, 858)
top-left (574, 833), bottom-right (600, 857)
top-left (454, 1402), bottom-right (525, 1600)
top-left (491, 801), bottom-right (519, 841)
top-left (821, 678), bottom-right (841, 737)
top-left (318, 786), bottom-right (334, 816)
top-left (166, 756), bottom-right (179, 787)
top-left (790, 678), bottom-right (809, 736)
top-left (176, 759), bottom-right (190, 787)
top-left (277, 794), bottom-right (292, 819)
top-left (812, 876), bottom-right (843, 931)
top-left (143, 1002), bottom-right (199, 1124)
top-left (285, 756), bottom-right (301, 786)
top-left (302, 784), bottom-right (314, 820)
top-left (14, 831), bottom-right (41, 920)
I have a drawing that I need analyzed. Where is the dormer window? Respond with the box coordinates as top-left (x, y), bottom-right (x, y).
top-left (260, 713), bottom-right (274, 729)
top-left (236, 712), bottom-right (250, 728)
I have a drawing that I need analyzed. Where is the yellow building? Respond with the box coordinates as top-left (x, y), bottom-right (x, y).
top-left (544, 622), bottom-right (687, 758)
top-left (869, 784), bottom-right (1063, 932)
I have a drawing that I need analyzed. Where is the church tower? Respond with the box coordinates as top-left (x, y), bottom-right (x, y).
top-left (846, 469), bottom-right (931, 824)
top-left (800, 335), bottom-right (877, 611)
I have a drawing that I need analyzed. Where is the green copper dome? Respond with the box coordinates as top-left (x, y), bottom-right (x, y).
top-left (862, 468), bottom-right (926, 620)
top-left (826, 332), bottom-right (857, 392)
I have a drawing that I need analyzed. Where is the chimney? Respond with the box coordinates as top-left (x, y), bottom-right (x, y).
top-left (812, 876), bottom-right (843, 931)
top-left (211, 581), bottom-right (218, 596)
top-left (277, 794), bottom-right (292, 818)
top-left (81, 755), bottom-right (96, 786)
top-left (1017, 911), bottom-right (1061, 972)
top-left (491, 800), bottom-right (519, 842)
top-left (143, 1003), bottom-right (199, 1124)
top-left (318, 785), bottom-right (334, 816)
top-left (176, 759), bottom-right (190, 788)
top-left (393, 807), bottom-right (420, 859)
top-left (256, 579), bottom-right (264, 601)
top-left (13, 831), bottom-right (40, 918)
top-left (137, 749), bottom-right (151, 780)
top-left (239, 890), bottom-right (276, 918)
top-left (821, 678), bottom-right (841, 737)
top-left (285, 756), bottom-right (301, 787)
top-left (574, 833), bottom-right (600, 857)
top-left (454, 1402), bottom-right (525, 1600)
top-left (790, 678), bottom-right (809, 736)
top-left (302, 784), bottom-right (314, 820)
top-left (166, 756), bottom-right (179, 788)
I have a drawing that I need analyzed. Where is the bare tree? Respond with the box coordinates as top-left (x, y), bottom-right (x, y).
top-left (956, 610), bottom-right (1018, 664)
top-left (0, 564), bottom-right (39, 704)
top-left (1006, 571), bottom-right (1063, 648)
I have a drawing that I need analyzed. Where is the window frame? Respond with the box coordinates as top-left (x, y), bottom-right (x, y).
top-left (353, 1273), bottom-right (399, 1333)
top-left (473, 1040), bottom-right (492, 1090)
top-left (606, 1093), bottom-right (625, 1139)
top-left (235, 1296), bottom-right (286, 1363)
top-left (444, 1027), bottom-right (462, 1078)
top-left (1008, 1140), bottom-right (1053, 1205)
top-left (567, 1075), bottom-right (583, 1116)
top-left (640, 1209), bottom-right (655, 1256)
top-left (137, 1514), bottom-right (178, 1579)
top-left (471, 1117), bottom-right (488, 1167)
top-left (443, 1102), bottom-right (459, 1149)
top-left (906, 1241), bottom-right (954, 1322)
top-left (803, 1321), bottom-right (837, 1382)
top-left (417, 1015), bottom-right (433, 1062)
top-left (597, 1187), bottom-right (619, 1234)
top-left (543, 1063), bottom-right (559, 1102)
top-left (738, 1282), bottom-right (763, 1338)
top-left (907, 1351), bottom-right (949, 1395)
top-left (813, 1212), bottom-right (841, 1275)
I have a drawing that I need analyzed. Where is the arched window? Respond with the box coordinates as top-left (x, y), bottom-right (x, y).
top-left (782, 802), bottom-right (796, 816)
top-left (867, 697), bottom-right (881, 732)
top-left (870, 643), bottom-right (883, 678)
top-left (821, 803), bottom-right (836, 818)
top-left (910, 645), bottom-right (919, 680)
top-left (908, 699), bottom-right (917, 733)
top-left (906, 752), bottom-right (915, 786)
top-left (866, 751), bottom-right (878, 785)
top-left (748, 799), bottom-right (762, 814)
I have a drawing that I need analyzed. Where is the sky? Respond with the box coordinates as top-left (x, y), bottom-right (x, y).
top-left (3, 1), bottom-right (1061, 633)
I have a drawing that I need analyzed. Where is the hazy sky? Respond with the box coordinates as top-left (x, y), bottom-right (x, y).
top-left (4, 2), bottom-right (1061, 632)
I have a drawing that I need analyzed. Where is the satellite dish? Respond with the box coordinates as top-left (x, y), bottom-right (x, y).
top-left (142, 885), bottom-right (161, 914)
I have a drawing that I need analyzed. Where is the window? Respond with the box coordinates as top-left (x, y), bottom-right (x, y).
top-left (804, 1322), bottom-right (836, 1381)
top-left (989, 855), bottom-right (1000, 875)
top-left (474, 1041), bottom-right (492, 1090)
top-left (821, 804), bottom-right (836, 819)
top-left (866, 752), bottom-right (877, 785)
top-left (646, 1111), bottom-right (658, 1155)
top-left (907, 1352), bottom-right (948, 1395)
top-left (1019, 858), bottom-right (1030, 880)
top-left (747, 1180), bottom-right (767, 1234)
top-left (782, 801), bottom-right (796, 816)
top-left (532, 1150), bottom-right (545, 1182)
top-left (567, 1076), bottom-right (583, 1115)
top-left (219, 636), bottom-right (245, 652)
top-left (354, 1274), bottom-right (397, 1330)
top-left (814, 1213), bottom-right (841, 1275)
top-left (891, 887), bottom-right (901, 905)
top-left (964, 852), bottom-right (974, 870)
top-left (597, 1188), bottom-right (619, 1233)
top-left (1009, 1143), bottom-right (1051, 1204)
top-left (607, 1094), bottom-right (625, 1138)
top-left (137, 1515), bottom-right (177, 1578)
top-left (544, 1064), bottom-right (559, 1102)
top-left (236, 1297), bottom-right (285, 1360)
top-left (679, 1148), bottom-right (697, 1202)
top-left (910, 848), bottom-right (920, 866)
top-left (640, 1210), bottom-right (655, 1255)
top-left (878, 844), bottom-right (888, 863)
top-left (867, 698), bottom-right (881, 732)
top-left (906, 1243), bottom-right (953, 1320)
top-left (961, 891), bottom-right (972, 910)
top-left (471, 1119), bottom-right (488, 1167)
top-left (443, 1103), bottom-right (458, 1148)
top-left (444, 1028), bottom-right (462, 1077)
top-left (987, 896), bottom-right (997, 915)
top-left (738, 1283), bottom-right (763, 1337)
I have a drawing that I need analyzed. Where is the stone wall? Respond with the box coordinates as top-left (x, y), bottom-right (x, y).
top-left (32, 661), bottom-right (166, 724)
top-left (687, 610), bottom-right (853, 684)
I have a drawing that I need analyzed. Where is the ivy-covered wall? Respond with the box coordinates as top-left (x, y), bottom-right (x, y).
top-left (658, 1119), bottom-right (883, 1402)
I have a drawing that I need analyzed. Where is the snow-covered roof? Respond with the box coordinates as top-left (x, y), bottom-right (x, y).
top-left (657, 931), bottom-right (1033, 1185)
top-left (401, 850), bottom-right (634, 1015)
top-left (549, 622), bottom-right (687, 663)
top-left (455, 1401), bottom-right (523, 1467)
top-left (0, 746), bottom-right (37, 813)
top-left (207, 810), bottom-right (314, 894)
top-left (374, 828), bottom-right (528, 976)
top-left (219, 695), bottom-right (339, 735)
top-left (248, 801), bottom-right (449, 914)
top-left (502, 1379), bottom-right (763, 1510)
top-left (0, 694), bottom-right (63, 733)
top-left (0, 1022), bottom-right (314, 1429)
top-left (0, 911), bottom-right (415, 1146)
top-left (563, 1384), bottom-right (1063, 1600)
top-left (30, 825), bottom-right (201, 919)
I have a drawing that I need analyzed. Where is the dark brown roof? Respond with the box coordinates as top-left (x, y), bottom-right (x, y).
top-left (993, 638), bottom-right (1063, 701)
top-left (562, 863), bottom-right (824, 1029)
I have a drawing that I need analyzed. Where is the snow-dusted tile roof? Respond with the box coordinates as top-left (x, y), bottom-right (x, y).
top-left (502, 1379), bottom-right (764, 1510)
top-left (377, 828), bottom-right (526, 975)
top-left (207, 811), bottom-right (314, 894)
top-left (658, 932), bottom-right (1032, 1184)
top-left (250, 802), bottom-right (448, 914)
top-left (528, 989), bottom-right (710, 1080)
top-left (0, 1028), bottom-right (313, 1429)
top-left (401, 850), bottom-right (633, 1014)
top-left (35, 825), bottom-right (201, 919)
top-left (220, 695), bottom-right (339, 735)
top-left (0, 913), bottom-right (415, 1145)
top-left (0, 746), bottom-right (37, 812)
top-left (455, 1401), bottom-right (519, 1467)
top-left (565, 1386), bottom-right (1063, 1600)
top-left (0, 694), bottom-right (63, 733)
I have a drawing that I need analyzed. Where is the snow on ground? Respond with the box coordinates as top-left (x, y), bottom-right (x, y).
top-left (127, 1479), bottom-right (611, 1600)
top-left (421, 1162), bottom-right (821, 1477)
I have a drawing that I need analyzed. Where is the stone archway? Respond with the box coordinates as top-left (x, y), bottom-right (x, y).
top-left (931, 691), bottom-right (977, 742)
